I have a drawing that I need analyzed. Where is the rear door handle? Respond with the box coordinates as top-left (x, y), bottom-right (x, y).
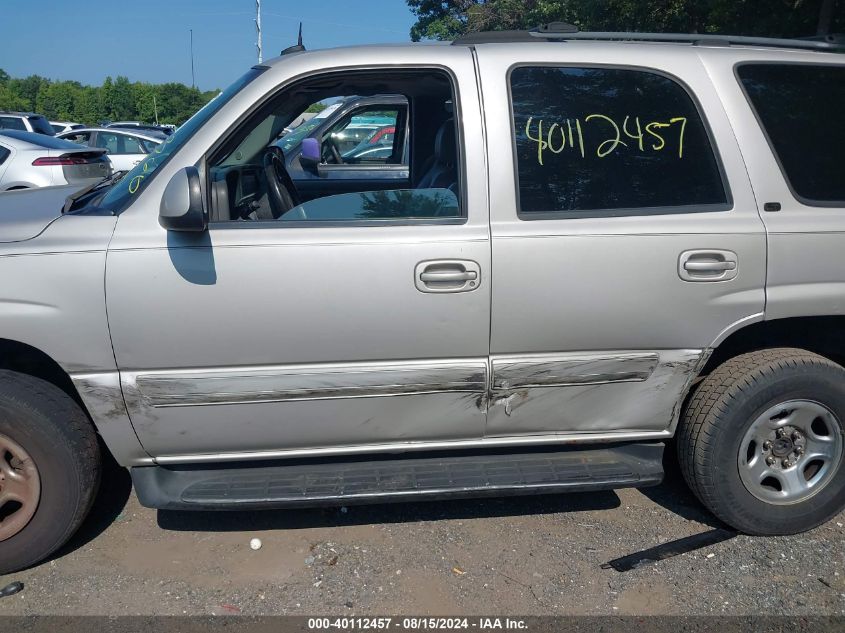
top-left (679, 250), bottom-right (738, 282)
top-left (684, 261), bottom-right (736, 272)
top-left (415, 259), bottom-right (481, 293)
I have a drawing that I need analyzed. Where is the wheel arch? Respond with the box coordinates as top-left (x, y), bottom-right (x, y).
top-left (0, 337), bottom-right (84, 407)
top-left (702, 315), bottom-right (845, 378)
top-left (0, 337), bottom-right (149, 465)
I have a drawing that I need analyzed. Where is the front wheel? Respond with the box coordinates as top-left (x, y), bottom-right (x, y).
top-left (0, 371), bottom-right (100, 574)
top-left (678, 348), bottom-right (845, 535)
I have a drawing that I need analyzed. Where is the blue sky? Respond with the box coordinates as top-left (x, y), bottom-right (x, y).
top-left (0, 0), bottom-right (417, 90)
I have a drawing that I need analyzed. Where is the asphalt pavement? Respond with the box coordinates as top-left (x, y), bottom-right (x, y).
top-left (1, 450), bottom-right (843, 616)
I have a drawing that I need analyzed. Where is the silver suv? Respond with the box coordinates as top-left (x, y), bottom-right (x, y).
top-left (1, 26), bottom-right (844, 574)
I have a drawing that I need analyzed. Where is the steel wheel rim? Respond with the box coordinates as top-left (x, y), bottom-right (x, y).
top-left (738, 400), bottom-right (843, 505)
top-left (0, 433), bottom-right (41, 542)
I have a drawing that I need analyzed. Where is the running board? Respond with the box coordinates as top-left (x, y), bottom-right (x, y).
top-left (131, 443), bottom-right (664, 510)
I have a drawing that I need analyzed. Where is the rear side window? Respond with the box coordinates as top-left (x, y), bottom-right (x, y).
top-left (509, 66), bottom-right (729, 218)
top-left (121, 135), bottom-right (146, 154)
top-left (95, 132), bottom-right (120, 154)
top-left (737, 63), bottom-right (845, 205)
top-left (63, 132), bottom-right (91, 146)
top-left (139, 138), bottom-right (160, 153)
top-left (0, 116), bottom-right (26, 131)
top-left (0, 146), bottom-right (9, 166)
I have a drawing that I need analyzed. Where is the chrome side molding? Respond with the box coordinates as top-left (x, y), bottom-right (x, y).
top-left (128, 359), bottom-right (488, 408)
top-left (492, 352), bottom-right (660, 390)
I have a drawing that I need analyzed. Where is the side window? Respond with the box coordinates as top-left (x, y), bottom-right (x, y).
top-left (95, 132), bottom-right (120, 154)
top-left (0, 117), bottom-right (26, 131)
top-left (207, 68), bottom-right (460, 225)
top-left (510, 66), bottom-right (729, 218)
top-left (323, 108), bottom-right (403, 165)
top-left (0, 146), bottom-right (10, 166)
top-left (122, 135), bottom-right (147, 154)
top-left (139, 138), bottom-right (160, 153)
top-left (737, 63), bottom-right (845, 205)
top-left (64, 132), bottom-right (91, 146)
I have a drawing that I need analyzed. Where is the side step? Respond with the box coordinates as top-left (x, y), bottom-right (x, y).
top-left (132, 443), bottom-right (664, 510)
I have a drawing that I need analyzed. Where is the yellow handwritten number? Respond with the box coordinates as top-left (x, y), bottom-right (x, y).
top-left (622, 116), bottom-right (644, 151)
top-left (585, 114), bottom-right (627, 158)
top-left (525, 117), bottom-right (548, 166)
top-left (547, 123), bottom-right (566, 154)
top-left (128, 175), bottom-right (145, 194)
top-left (670, 117), bottom-right (687, 158)
top-left (644, 121), bottom-right (669, 151)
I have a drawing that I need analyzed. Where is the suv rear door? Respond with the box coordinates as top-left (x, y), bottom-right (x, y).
top-left (475, 44), bottom-right (766, 441)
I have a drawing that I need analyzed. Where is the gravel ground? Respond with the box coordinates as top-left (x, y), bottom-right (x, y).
top-left (1, 452), bottom-right (843, 616)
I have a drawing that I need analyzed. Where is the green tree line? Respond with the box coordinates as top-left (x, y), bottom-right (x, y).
top-left (0, 68), bottom-right (219, 126)
top-left (408, 0), bottom-right (842, 41)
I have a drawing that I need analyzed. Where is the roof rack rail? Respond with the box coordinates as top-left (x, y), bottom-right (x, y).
top-left (452, 24), bottom-right (845, 52)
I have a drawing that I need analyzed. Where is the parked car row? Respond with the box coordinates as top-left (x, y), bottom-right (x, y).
top-left (0, 130), bottom-right (111, 190)
top-left (0, 124), bottom-right (163, 189)
top-left (1, 111), bottom-right (175, 137)
top-left (57, 127), bottom-right (164, 171)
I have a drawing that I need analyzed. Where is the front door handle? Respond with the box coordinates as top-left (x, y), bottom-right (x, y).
top-left (679, 250), bottom-right (738, 282)
top-left (415, 259), bottom-right (481, 293)
top-left (419, 270), bottom-right (477, 283)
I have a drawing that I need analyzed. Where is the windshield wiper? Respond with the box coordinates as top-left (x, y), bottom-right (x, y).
top-left (63, 170), bottom-right (129, 213)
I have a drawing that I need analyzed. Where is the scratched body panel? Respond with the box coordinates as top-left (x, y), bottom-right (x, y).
top-left (492, 352), bottom-right (659, 389)
top-left (71, 372), bottom-right (151, 463)
top-left (131, 360), bottom-right (487, 408)
top-left (487, 350), bottom-right (705, 436)
top-left (121, 360), bottom-right (488, 456)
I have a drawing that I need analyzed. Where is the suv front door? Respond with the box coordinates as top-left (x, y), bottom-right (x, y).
top-left (105, 51), bottom-right (490, 461)
top-left (477, 48), bottom-right (766, 442)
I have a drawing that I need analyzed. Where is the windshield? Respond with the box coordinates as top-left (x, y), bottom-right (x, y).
top-left (97, 67), bottom-right (266, 213)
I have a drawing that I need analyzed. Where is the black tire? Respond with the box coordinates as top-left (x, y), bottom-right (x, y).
top-left (0, 370), bottom-right (100, 574)
top-left (678, 348), bottom-right (845, 535)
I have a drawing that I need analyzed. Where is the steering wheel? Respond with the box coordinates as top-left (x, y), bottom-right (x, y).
top-left (328, 137), bottom-right (344, 165)
top-left (262, 146), bottom-right (300, 218)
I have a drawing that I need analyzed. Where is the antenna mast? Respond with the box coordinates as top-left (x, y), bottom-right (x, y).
top-left (256, 0), bottom-right (263, 63)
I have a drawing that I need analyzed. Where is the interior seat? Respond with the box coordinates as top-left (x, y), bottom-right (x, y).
top-left (417, 119), bottom-right (456, 190)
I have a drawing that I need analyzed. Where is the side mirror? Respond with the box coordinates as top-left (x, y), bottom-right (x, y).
top-left (159, 166), bottom-right (207, 231)
top-left (300, 136), bottom-right (321, 175)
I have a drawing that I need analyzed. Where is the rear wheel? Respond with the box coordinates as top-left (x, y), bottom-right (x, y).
top-left (0, 371), bottom-right (100, 574)
top-left (678, 348), bottom-right (845, 535)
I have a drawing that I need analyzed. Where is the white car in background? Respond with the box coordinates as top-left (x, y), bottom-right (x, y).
top-left (58, 127), bottom-right (163, 171)
top-left (0, 130), bottom-right (111, 190)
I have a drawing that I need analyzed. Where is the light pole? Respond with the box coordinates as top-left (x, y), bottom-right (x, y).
top-left (189, 28), bottom-right (196, 88)
top-left (256, 0), bottom-right (263, 64)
